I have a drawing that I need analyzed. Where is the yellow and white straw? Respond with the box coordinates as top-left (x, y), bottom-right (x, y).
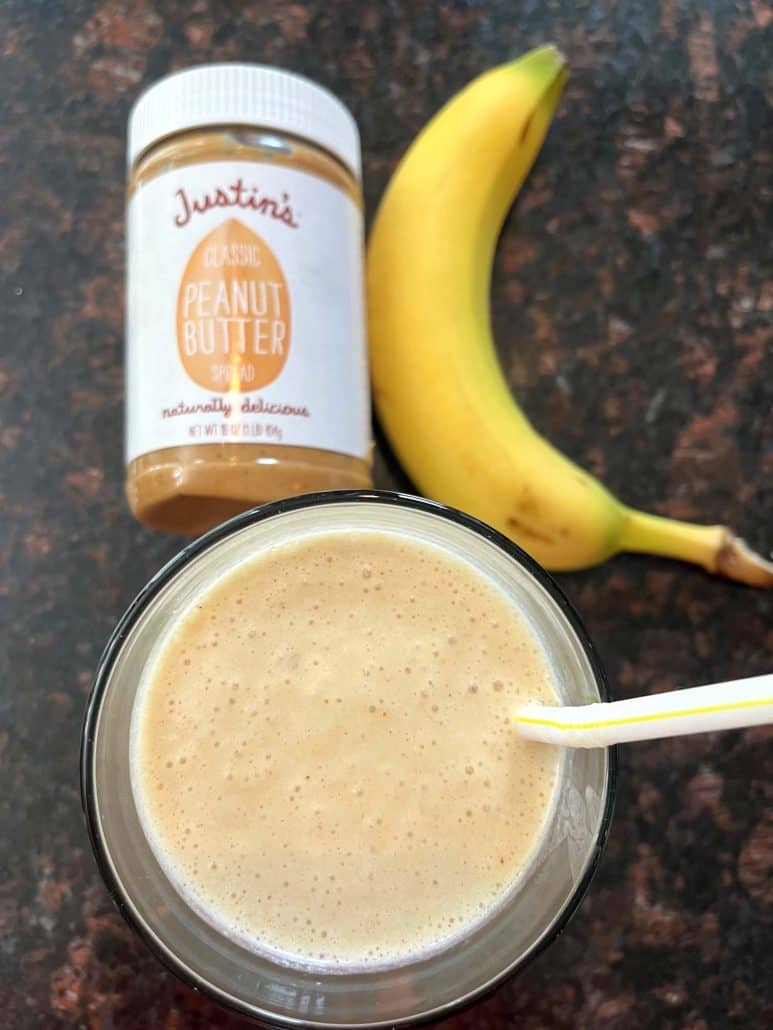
top-left (514, 673), bottom-right (773, 748)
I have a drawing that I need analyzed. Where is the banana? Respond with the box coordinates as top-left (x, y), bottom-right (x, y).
top-left (367, 46), bottom-right (772, 587)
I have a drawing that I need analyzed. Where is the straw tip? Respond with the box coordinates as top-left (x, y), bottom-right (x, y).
top-left (512, 704), bottom-right (556, 741)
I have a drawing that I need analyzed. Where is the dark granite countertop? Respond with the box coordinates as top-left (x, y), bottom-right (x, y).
top-left (1, 1), bottom-right (771, 1027)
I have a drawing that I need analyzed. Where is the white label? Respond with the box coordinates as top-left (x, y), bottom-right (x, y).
top-left (126, 161), bottom-right (370, 463)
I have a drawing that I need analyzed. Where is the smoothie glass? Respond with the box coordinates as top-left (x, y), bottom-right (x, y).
top-left (81, 491), bottom-right (616, 1027)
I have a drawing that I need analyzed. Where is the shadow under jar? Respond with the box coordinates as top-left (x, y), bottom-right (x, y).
top-left (82, 491), bottom-right (615, 1028)
top-left (125, 66), bottom-right (372, 535)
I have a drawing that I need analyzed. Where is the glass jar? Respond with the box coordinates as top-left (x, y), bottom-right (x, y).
top-left (82, 491), bottom-right (615, 1027)
top-left (125, 66), bottom-right (372, 534)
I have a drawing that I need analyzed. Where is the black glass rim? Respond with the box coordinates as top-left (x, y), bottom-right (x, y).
top-left (80, 489), bottom-right (617, 1029)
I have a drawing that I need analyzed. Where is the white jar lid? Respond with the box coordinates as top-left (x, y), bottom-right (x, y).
top-left (128, 64), bottom-right (361, 180)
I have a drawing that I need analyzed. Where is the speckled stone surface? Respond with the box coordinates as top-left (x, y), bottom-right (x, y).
top-left (0, 1), bottom-right (771, 1027)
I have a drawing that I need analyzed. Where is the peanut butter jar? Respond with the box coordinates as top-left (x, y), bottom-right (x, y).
top-left (125, 65), bottom-right (372, 534)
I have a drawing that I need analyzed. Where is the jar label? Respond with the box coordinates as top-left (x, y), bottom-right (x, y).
top-left (126, 162), bottom-right (369, 463)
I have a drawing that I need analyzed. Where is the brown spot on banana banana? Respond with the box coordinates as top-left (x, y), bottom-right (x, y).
top-left (518, 484), bottom-right (540, 514)
top-left (519, 113), bottom-right (534, 144)
top-left (505, 516), bottom-right (556, 546)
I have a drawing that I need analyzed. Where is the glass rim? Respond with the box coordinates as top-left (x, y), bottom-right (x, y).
top-left (81, 489), bottom-right (617, 1028)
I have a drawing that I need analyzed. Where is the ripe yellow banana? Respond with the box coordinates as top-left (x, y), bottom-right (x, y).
top-left (367, 46), bottom-right (772, 586)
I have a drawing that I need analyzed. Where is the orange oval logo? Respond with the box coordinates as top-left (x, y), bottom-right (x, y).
top-left (176, 219), bottom-right (291, 393)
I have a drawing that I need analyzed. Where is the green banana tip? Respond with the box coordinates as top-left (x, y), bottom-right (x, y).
top-left (511, 43), bottom-right (568, 79)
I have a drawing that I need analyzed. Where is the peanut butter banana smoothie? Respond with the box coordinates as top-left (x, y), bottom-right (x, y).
top-left (130, 529), bottom-right (560, 969)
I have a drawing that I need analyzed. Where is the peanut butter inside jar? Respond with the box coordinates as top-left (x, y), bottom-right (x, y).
top-left (125, 66), bottom-right (372, 535)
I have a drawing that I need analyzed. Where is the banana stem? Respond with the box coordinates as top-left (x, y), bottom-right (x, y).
top-left (619, 508), bottom-right (773, 587)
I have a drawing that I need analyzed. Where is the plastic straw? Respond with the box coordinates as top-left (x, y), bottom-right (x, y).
top-left (514, 673), bottom-right (773, 748)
